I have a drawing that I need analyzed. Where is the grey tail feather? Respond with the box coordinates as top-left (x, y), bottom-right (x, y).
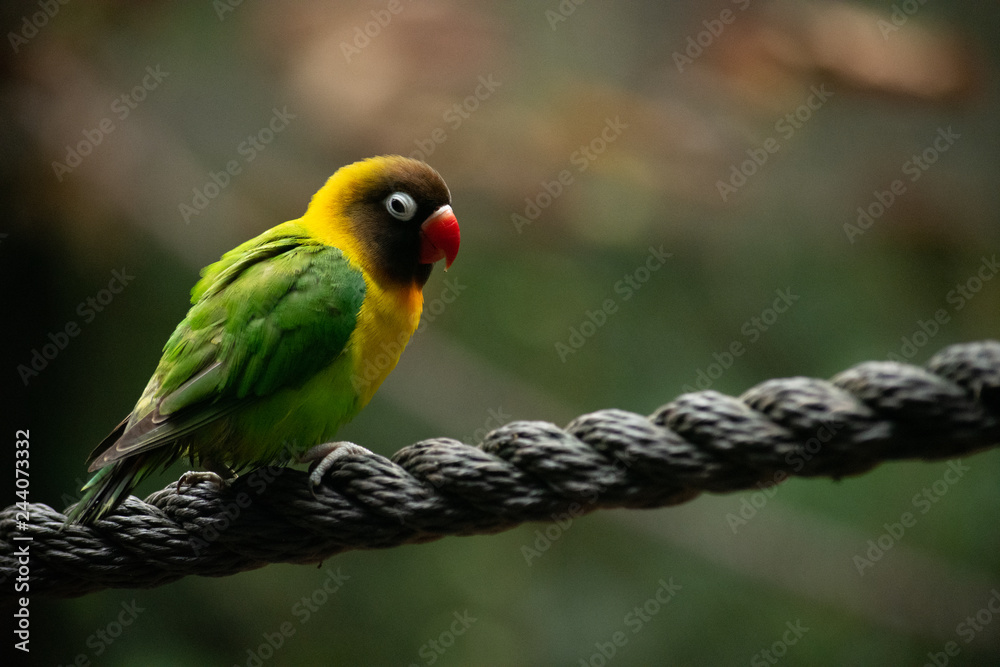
top-left (63, 455), bottom-right (158, 526)
top-left (85, 416), bottom-right (129, 469)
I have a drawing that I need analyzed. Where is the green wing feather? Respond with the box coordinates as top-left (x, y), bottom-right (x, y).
top-left (87, 222), bottom-right (366, 471)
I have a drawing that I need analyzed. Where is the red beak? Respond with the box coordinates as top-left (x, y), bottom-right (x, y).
top-left (419, 205), bottom-right (460, 269)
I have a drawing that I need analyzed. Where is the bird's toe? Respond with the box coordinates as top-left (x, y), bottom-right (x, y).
top-left (301, 441), bottom-right (374, 496)
top-left (177, 470), bottom-right (228, 493)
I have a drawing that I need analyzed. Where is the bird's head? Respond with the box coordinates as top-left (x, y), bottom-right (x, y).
top-left (305, 155), bottom-right (460, 289)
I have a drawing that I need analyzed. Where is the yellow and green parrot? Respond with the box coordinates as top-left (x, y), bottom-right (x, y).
top-left (65, 155), bottom-right (460, 525)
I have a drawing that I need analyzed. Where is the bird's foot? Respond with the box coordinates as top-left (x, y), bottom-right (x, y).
top-left (177, 470), bottom-right (229, 493)
top-left (299, 441), bottom-right (375, 497)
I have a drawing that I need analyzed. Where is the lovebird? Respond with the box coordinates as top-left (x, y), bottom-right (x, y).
top-left (65, 156), bottom-right (460, 525)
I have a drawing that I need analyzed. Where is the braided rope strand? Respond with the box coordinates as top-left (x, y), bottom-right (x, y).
top-left (3, 340), bottom-right (999, 598)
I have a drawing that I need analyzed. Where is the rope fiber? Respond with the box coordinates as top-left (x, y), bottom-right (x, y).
top-left (3, 340), bottom-right (999, 598)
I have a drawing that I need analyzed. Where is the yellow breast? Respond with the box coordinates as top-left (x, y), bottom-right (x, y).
top-left (347, 278), bottom-right (423, 406)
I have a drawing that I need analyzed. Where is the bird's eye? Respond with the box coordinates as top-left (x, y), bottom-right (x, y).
top-left (385, 192), bottom-right (417, 221)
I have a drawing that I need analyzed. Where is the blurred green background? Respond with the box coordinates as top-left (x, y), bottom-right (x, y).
top-left (3, 0), bottom-right (999, 665)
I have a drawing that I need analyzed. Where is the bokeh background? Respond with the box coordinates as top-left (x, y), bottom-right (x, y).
top-left (3, 0), bottom-right (1000, 664)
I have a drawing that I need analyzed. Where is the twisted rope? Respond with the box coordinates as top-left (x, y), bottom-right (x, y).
top-left (3, 341), bottom-right (999, 598)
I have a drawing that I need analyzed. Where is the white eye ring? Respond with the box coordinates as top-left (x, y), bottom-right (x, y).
top-left (385, 192), bottom-right (418, 221)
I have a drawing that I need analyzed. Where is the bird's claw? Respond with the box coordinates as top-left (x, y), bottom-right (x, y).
top-left (177, 470), bottom-right (228, 493)
top-left (299, 441), bottom-right (374, 497)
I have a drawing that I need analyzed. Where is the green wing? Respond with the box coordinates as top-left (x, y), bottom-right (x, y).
top-left (87, 222), bottom-right (366, 470)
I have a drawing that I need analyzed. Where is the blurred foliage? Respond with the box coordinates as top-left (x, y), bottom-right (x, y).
top-left (2, 0), bottom-right (999, 665)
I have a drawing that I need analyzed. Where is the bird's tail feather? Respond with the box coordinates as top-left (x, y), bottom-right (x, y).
top-left (63, 456), bottom-right (157, 526)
